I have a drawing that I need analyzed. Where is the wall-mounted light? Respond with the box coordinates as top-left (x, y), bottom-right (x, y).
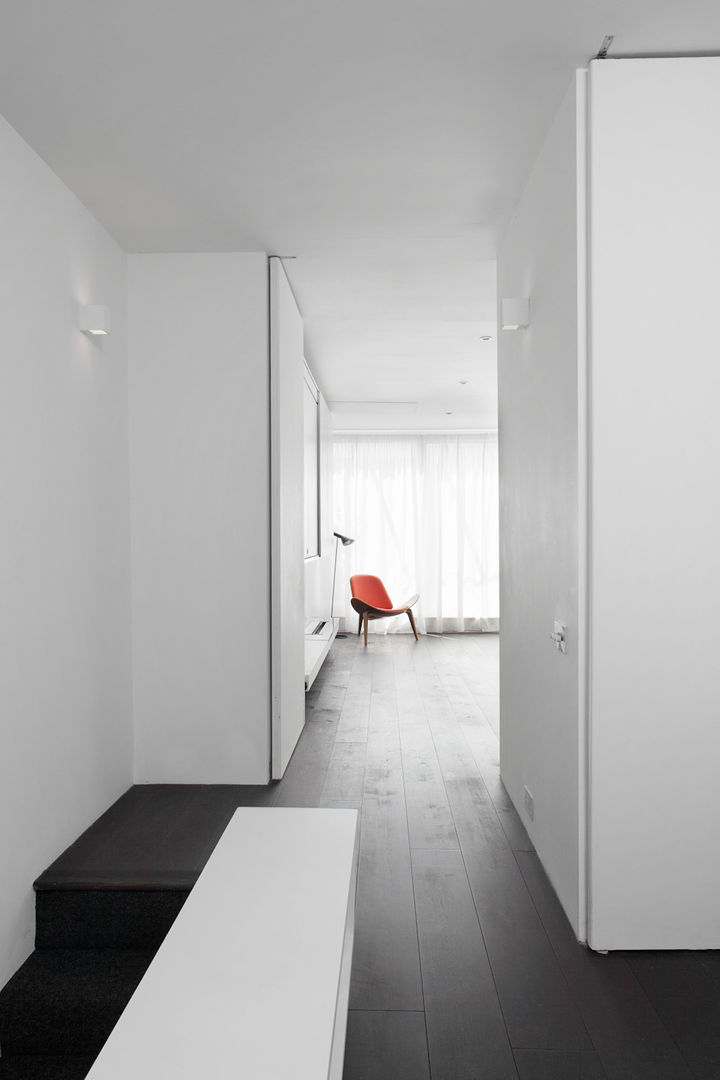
top-left (78, 304), bottom-right (111, 336)
top-left (502, 298), bottom-right (530, 331)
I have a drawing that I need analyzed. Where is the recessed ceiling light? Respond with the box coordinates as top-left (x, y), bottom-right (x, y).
top-left (458, 380), bottom-right (468, 385)
top-left (445, 411), bottom-right (453, 416)
top-left (480, 335), bottom-right (492, 342)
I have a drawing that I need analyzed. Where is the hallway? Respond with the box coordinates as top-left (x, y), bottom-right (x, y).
top-left (284, 633), bottom-right (716, 1080)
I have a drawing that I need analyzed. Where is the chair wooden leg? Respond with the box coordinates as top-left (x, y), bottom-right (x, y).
top-left (407, 609), bottom-right (419, 641)
top-left (363, 612), bottom-right (369, 646)
top-left (357, 612), bottom-right (363, 636)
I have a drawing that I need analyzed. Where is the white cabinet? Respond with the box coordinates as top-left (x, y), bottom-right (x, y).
top-left (303, 369), bottom-right (320, 559)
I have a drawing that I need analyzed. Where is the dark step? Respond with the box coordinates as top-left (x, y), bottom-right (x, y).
top-left (35, 888), bottom-right (188, 950)
top-left (0, 950), bottom-right (154, 1055)
top-left (32, 784), bottom-right (273, 950)
top-left (31, 786), bottom-right (274, 954)
top-left (0, 1057), bottom-right (96, 1080)
top-left (34, 784), bottom-right (273, 893)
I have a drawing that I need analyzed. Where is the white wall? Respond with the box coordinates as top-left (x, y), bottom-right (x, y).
top-left (129, 254), bottom-right (271, 784)
top-left (304, 392), bottom-right (334, 622)
top-left (587, 58), bottom-right (720, 949)
top-left (497, 73), bottom-right (586, 938)
top-left (0, 114), bottom-right (133, 985)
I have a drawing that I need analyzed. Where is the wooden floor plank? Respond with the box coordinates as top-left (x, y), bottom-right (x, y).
top-left (364, 684), bottom-right (402, 799)
top-left (422, 640), bottom-right (508, 810)
top-left (412, 849), bottom-right (518, 1080)
top-left (400, 722), bottom-right (459, 851)
top-left (335, 699), bottom-right (371, 744)
top-left (444, 776), bottom-right (511, 854)
top-left (621, 951), bottom-right (720, 1080)
top-left (349, 792), bottom-right (424, 1011)
top-left (271, 715), bottom-right (337, 808)
top-left (459, 839), bottom-right (593, 1051)
top-left (496, 806), bottom-right (535, 852)
top-left (515, 851), bottom-right (696, 1079)
top-left (424, 700), bottom-right (486, 784)
top-left (319, 739), bottom-right (367, 810)
top-left (513, 1049), bottom-right (607, 1079)
top-left (343, 1011), bottom-right (430, 1080)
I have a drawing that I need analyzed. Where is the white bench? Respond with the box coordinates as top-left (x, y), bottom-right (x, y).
top-left (86, 807), bottom-right (359, 1080)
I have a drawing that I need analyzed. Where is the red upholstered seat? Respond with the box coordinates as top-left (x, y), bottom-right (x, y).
top-left (349, 574), bottom-right (419, 645)
top-left (350, 574), bottom-right (394, 610)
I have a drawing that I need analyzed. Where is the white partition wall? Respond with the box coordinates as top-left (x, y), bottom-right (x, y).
top-left (270, 258), bottom-right (306, 778)
top-left (586, 57), bottom-right (720, 950)
top-left (129, 253), bottom-right (271, 784)
top-left (499, 56), bottom-right (720, 950)
top-left (127, 253), bottom-right (310, 784)
top-left (497, 73), bottom-right (587, 939)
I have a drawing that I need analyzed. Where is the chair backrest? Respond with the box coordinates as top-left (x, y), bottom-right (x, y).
top-left (350, 574), bottom-right (394, 610)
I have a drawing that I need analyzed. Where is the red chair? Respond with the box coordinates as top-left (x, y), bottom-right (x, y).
top-left (350, 575), bottom-right (419, 646)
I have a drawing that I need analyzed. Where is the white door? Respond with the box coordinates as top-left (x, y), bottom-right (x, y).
top-left (269, 257), bottom-right (306, 778)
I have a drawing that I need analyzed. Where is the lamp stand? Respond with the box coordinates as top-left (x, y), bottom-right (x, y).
top-left (330, 534), bottom-right (340, 625)
top-left (330, 531), bottom-right (355, 638)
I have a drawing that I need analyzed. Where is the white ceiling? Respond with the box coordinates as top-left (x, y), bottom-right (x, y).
top-left (293, 248), bottom-right (498, 428)
top-left (1, 1), bottom-right (718, 427)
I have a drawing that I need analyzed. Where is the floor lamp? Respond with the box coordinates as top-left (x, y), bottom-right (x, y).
top-left (331, 531), bottom-right (355, 635)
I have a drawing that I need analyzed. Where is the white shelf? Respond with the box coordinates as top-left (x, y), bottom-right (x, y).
top-left (305, 616), bottom-right (338, 691)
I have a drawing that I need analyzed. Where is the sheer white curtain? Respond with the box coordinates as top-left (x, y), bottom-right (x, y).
top-left (332, 433), bottom-right (499, 633)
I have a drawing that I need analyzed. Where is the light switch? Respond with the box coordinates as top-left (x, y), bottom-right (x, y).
top-left (550, 621), bottom-right (567, 654)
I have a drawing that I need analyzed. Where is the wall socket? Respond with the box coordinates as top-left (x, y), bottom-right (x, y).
top-left (523, 785), bottom-right (535, 821)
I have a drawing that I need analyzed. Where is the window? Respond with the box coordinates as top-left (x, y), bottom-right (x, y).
top-left (332, 432), bottom-right (499, 632)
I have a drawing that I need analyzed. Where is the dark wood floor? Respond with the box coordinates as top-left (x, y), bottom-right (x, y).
top-left (33, 632), bottom-right (720, 1079)
top-left (294, 632), bottom-right (719, 1080)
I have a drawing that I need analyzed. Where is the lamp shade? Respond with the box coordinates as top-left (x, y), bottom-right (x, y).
top-left (79, 304), bottom-right (111, 336)
top-left (501, 298), bottom-right (530, 330)
top-left (334, 531), bottom-right (355, 546)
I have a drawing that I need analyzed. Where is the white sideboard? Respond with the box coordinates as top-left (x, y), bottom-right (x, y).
top-left (86, 807), bottom-right (359, 1080)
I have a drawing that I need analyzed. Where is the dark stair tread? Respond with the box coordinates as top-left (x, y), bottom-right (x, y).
top-left (0, 950), bottom-right (154, 1055)
top-left (0, 1057), bottom-right (96, 1080)
top-left (35, 870), bottom-right (197, 891)
top-left (34, 784), bottom-right (273, 891)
